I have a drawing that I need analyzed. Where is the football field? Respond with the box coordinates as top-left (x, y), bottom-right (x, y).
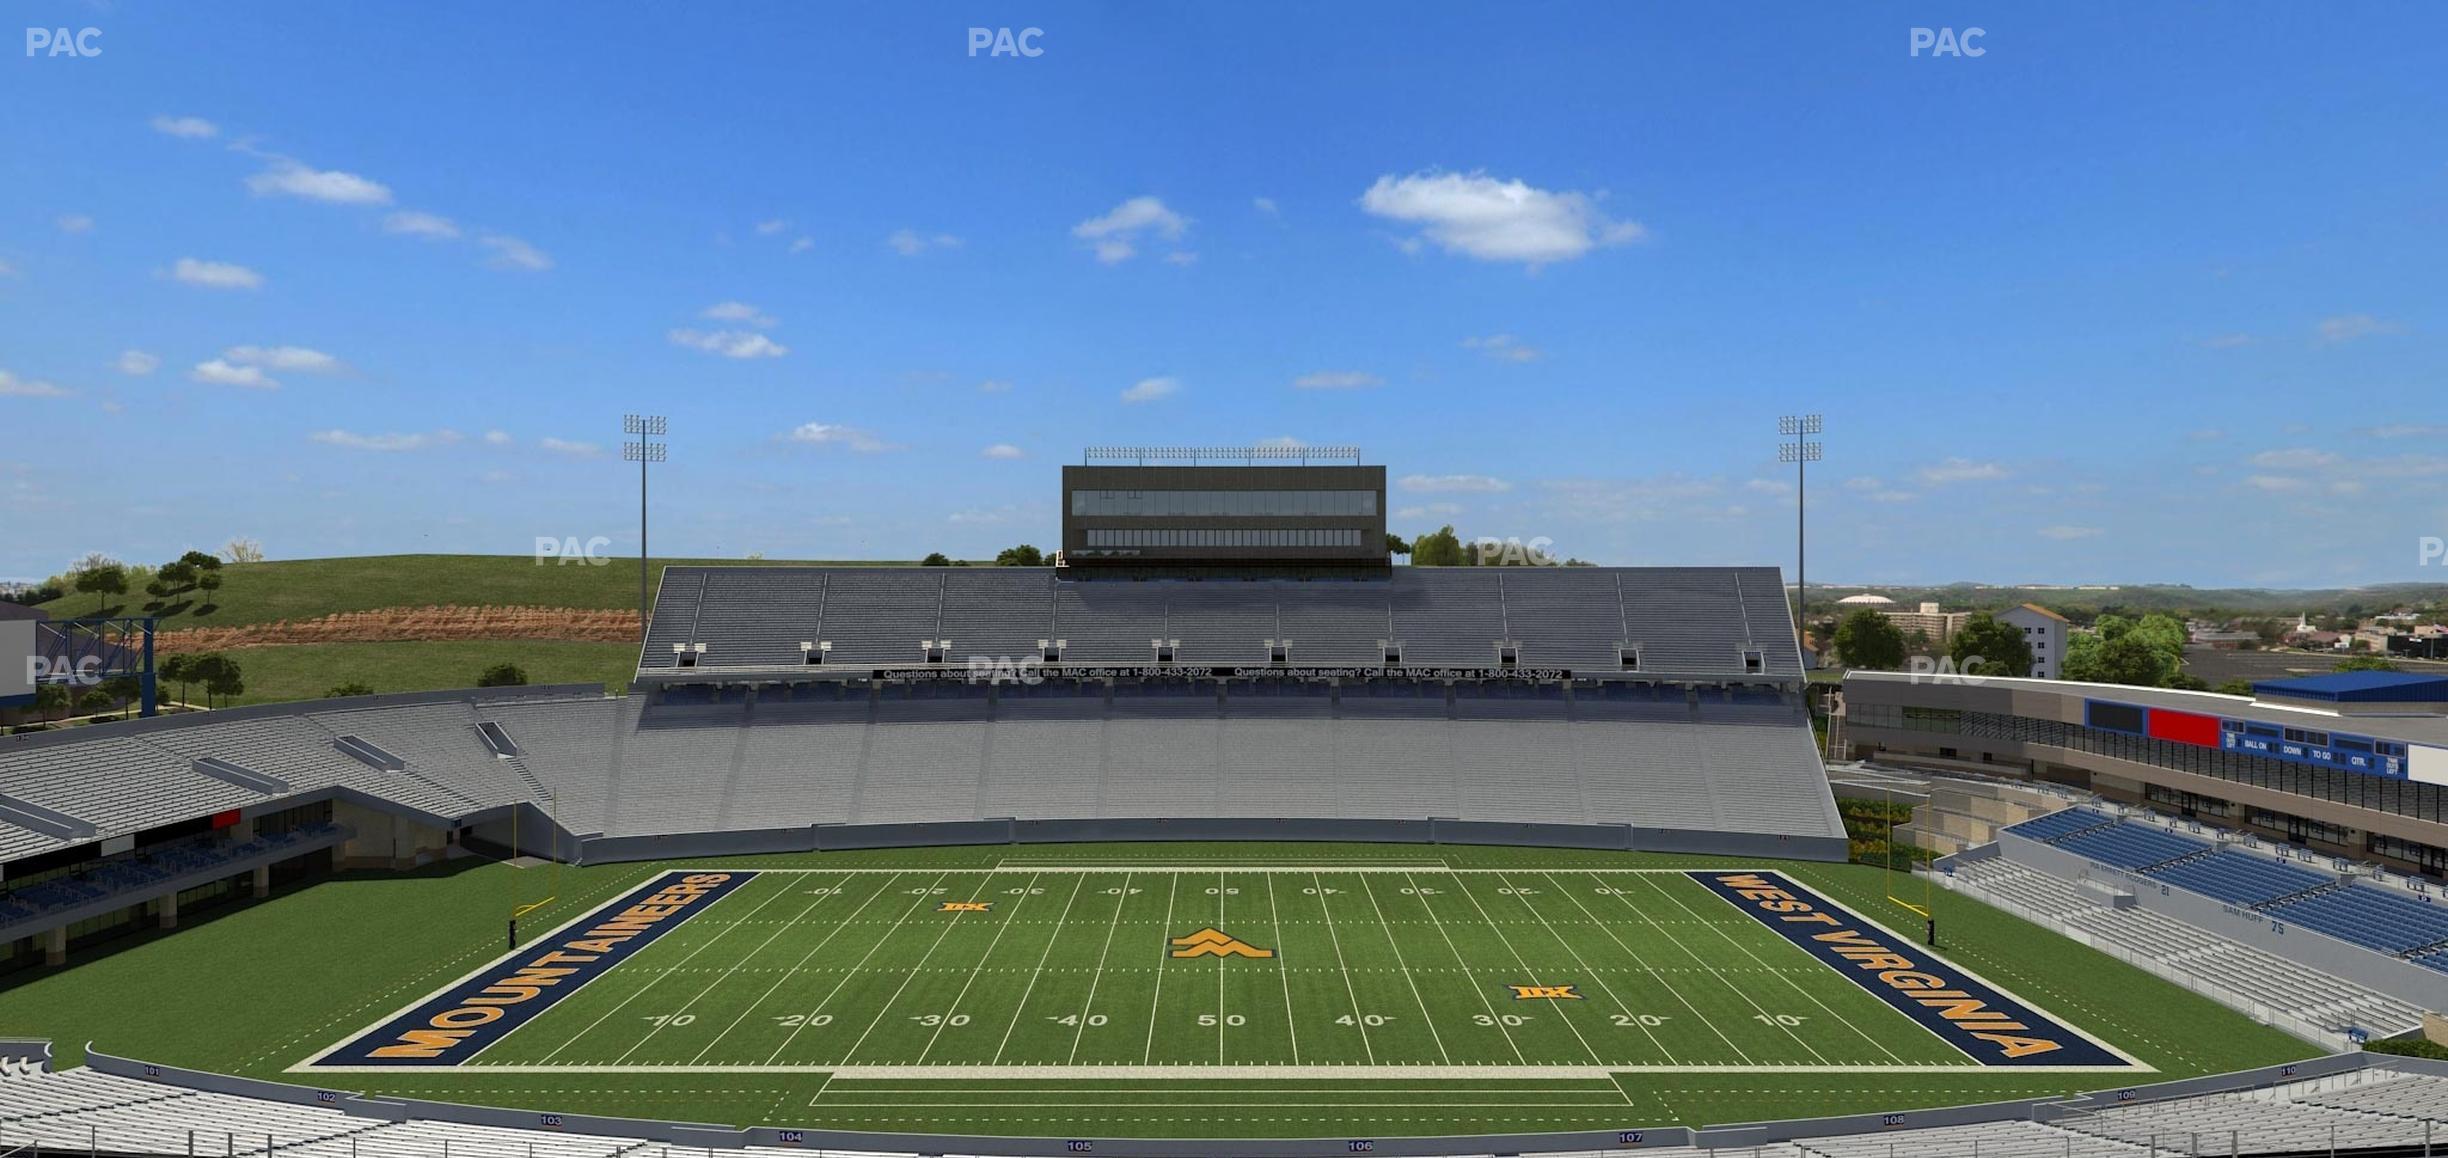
top-left (309, 859), bottom-right (2136, 1090)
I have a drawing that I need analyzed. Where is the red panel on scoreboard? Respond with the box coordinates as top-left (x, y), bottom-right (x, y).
top-left (2147, 709), bottom-right (2221, 748)
top-left (210, 809), bottom-right (241, 829)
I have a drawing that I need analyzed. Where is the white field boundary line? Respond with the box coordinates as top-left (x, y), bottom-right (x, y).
top-left (293, 868), bottom-right (759, 1072)
top-left (671, 866), bottom-right (1706, 874)
top-left (301, 1060), bottom-right (2148, 1076)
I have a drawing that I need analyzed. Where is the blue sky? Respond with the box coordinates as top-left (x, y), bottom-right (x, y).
top-left (2, 3), bottom-right (2442, 588)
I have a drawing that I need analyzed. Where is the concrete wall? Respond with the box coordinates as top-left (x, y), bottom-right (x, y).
top-left (567, 817), bottom-right (1848, 866)
top-left (84, 1045), bottom-right (2384, 1158)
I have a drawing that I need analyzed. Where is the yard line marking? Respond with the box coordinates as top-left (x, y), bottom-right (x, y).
top-left (1390, 870), bottom-right (1529, 1063)
top-left (1215, 871), bottom-right (1227, 1064)
top-left (1441, 871), bottom-right (1607, 1066)
top-left (1583, 871), bottom-right (1829, 1064)
top-left (1265, 872), bottom-right (1300, 1065)
top-left (1308, 872), bottom-right (1382, 1065)
top-left (534, 871), bottom-right (805, 1064)
top-left (989, 873), bottom-right (1089, 1064)
top-left (693, 873), bottom-right (908, 1065)
top-left (1140, 872), bottom-right (1182, 1065)
top-left (762, 870), bottom-right (954, 1065)
top-left (1485, 870), bottom-right (1671, 1064)
top-left (1627, 871), bottom-right (1908, 1065)
top-left (835, 871), bottom-right (1004, 1063)
top-left (1366, 873), bottom-right (1501, 1064)
top-left (1065, 872), bottom-right (1132, 1064)
top-left (612, 873), bottom-right (859, 1065)
top-left (1543, 871), bottom-right (1750, 1064)
top-left (918, 872), bottom-right (1047, 1062)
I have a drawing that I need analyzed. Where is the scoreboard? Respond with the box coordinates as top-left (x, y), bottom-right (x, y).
top-left (2086, 698), bottom-right (2448, 785)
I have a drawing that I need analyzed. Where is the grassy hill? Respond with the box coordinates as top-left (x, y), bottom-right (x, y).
top-left (33, 554), bottom-right (909, 628)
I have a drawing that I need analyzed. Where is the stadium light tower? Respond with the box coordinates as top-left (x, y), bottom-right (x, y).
top-left (1778, 414), bottom-right (1824, 660)
top-left (623, 415), bottom-right (668, 647)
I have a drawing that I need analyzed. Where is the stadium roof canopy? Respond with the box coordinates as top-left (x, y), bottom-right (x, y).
top-left (2254, 671), bottom-right (2448, 704)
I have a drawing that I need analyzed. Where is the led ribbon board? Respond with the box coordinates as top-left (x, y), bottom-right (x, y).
top-left (1687, 870), bottom-right (2128, 1068)
top-left (312, 870), bottom-right (757, 1067)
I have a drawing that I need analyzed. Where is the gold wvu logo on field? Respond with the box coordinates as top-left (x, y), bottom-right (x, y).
top-left (1510, 985), bottom-right (1581, 1000)
top-left (1169, 928), bottom-right (1274, 959)
top-left (940, 901), bottom-right (992, 912)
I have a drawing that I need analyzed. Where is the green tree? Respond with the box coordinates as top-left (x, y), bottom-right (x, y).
top-left (33, 684), bottom-right (69, 725)
top-left (993, 544), bottom-right (1045, 567)
top-left (2215, 678), bottom-right (2257, 696)
top-left (188, 653), bottom-right (242, 708)
top-left (1948, 613), bottom-right (2034, 678)
top-left (2335, 655), bottom-right (2403, 673)
top-left (325, 681), bottom-right (376, 698)
top-left (1385, 533), bottom-right (1411, 557)
top-left (1408, 525), bottom-right (1465, 566)
top-left (2131, 613), bottom-right (2189, 657)
top-left (1831, 609), bottom-right (1908, 671)
top-left (74, 561), bottom-right (128, 614)
top-left (74, 688), bottom-right (114, 715)
top-left (2093, 613), bottom-right (2134, 642)
top-left (920, 552), bottom-right (951, 566)
top-left (2066, 633), bottom-right (2171, 687)
top-left (476, 662), bottom-right (529, 687)
top-left (160, 653), bottom-right (197, 706)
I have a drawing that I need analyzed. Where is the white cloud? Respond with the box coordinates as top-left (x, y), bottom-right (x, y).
top-left (755, 219), bottom-right (790, 236)
top-left (977, 379), bottom-right (1014, 393)
top-left (0, 370), bottom-right (71, 398)
top-left (483, 429), bottom-right (513, 446)
top-left (383, 211), bottom-right (461, 239)
top-left (2038, 525), bottom-right (2103, 541)
top-left (669, 329), bottom-right (788, 359)
top-left (309, 429), bottom-right (461, 452)
top-left (700, 301), bottom-right (777, 328)
top-left (1120, 376), bottom-right (1181, 403)
top-left (222, 345), bottom-right (346, 375)
top-left (887, 229), bottom-right (963, 256)
top-left (2194, 333), bottom-right (2254, 349)
top-left (168, 258), bottom-right (263, 290)
top-left (1916, 458), bottom-right (2009, 484)
top-left (1292, 370), bottom-right (1382, 390)
top-left (2363, 424), bottom-right (2448, 439)
top-left (1253, 197), bottom-right (1279, 215)
top-left (1163, 251), bottom-right (1199, 266)
top-left (114, 351), bottom-right (159, 376)
top-left (981, 443), bottom-right (1026, 460)
top-left (2187, 428), bottom-right (2226, 442)
top-left (1398, 473), bottom-right (1512, 494)
top-left (1842, 476), bottom-right (1916, 502)
top-left (1744, 478), bottom-right (1792, 495)
top-left (0, 259), bottom-right (14, 277)
top-left (1072, 196), bottom-right (1189, 264)
top-left (1395, 503), bottom-right (1464, 520)
top-left (1359, 170), bottom-right (1644, 265)
top-left (245, 159), bottom-right (393, 205)
top-left (784, 423), bottom-right (894, 452)
top-left (1462, 333), bottom-right (1541, 363)
top-left (1540, 475), bottom-right (1726, 523)
top-left (2245, 474), bottom-right (2310, 492)
top-left (2249, 447), bottom-right (2339, 470)
top-left (2317, 314), bottom-right (2402, 343)
top-left (538, 437), bottom-right (602, 457)
top-left (149, 115), bottom-right (217, 139)
top-left (1254, 437), bottom-right (1308, 450)
top-left (55, 214), bottom-right (93, 235)
top-left (188, 359), bottom-right (278, 389)
top-left (789, 236), bottom-right (814, 255)
top-left (479, 234), bottom-right (552, 272)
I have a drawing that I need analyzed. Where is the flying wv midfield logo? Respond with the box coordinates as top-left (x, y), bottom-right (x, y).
top-left (1170, 928), bottom-right (1274, 958)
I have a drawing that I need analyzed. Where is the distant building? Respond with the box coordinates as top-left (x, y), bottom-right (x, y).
top-left (1998, 603), bottom-right (2067, 678)
top-left (1881, 601), bottom-right (1972, 650)
top-left (1836, 593), bottom-right (1895, 607)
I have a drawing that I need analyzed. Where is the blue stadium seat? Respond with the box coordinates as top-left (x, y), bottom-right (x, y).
top-left (2003, 806), bottom-right (2113, 843)
top-left (2055, 822), bottom-right (2211, 870)
top-left (2144, 849), bottom-right (2332, 905)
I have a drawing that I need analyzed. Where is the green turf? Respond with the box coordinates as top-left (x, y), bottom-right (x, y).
top-left (205, 639), bottom-right (642, 705)
top-left (0, 843), bottom-right (2318, 1138)
top-left (37, 554), bottom-right (920, 629)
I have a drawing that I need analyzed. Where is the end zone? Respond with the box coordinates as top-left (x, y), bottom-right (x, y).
top-left (1687, 870), bottom-right (2144, 1071)
top-left (299, 870), bottom-right (757, 1070)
